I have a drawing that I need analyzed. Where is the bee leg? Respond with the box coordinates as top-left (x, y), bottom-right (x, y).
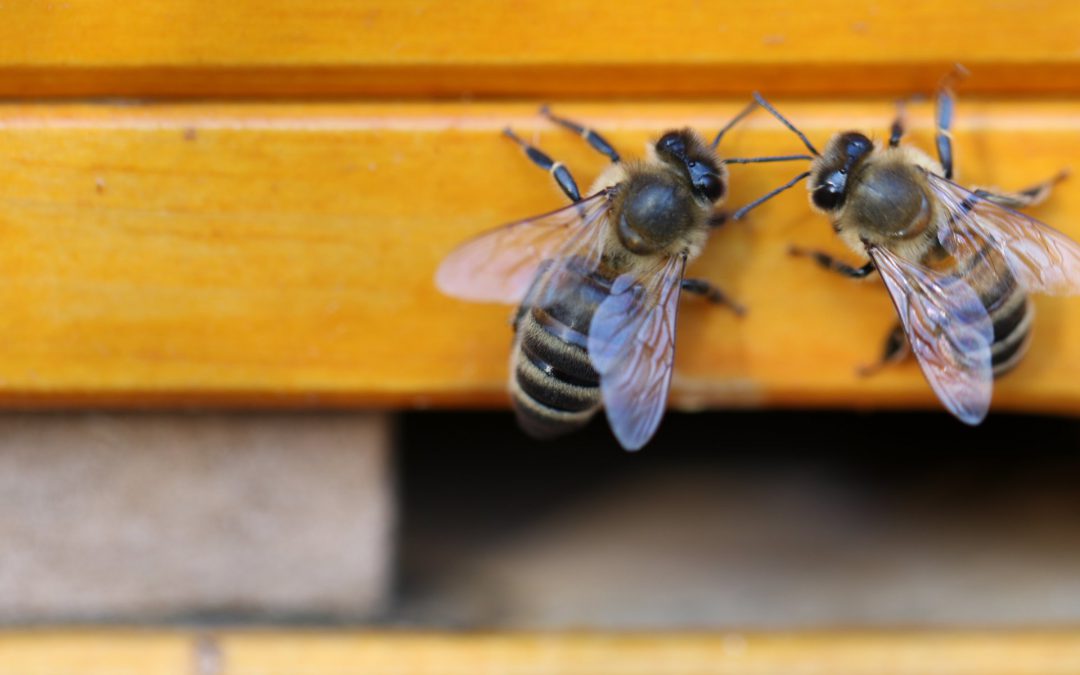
top-left (539, 106), bottom-right (621, 163)
top-left (858, 324), bottom-right (910, 376)
top-left (889, 99), bottom-right (906, 148)
top-left (935, 89), bottom-right (955, 179)
top-left (681, 278), bottom-right (746, 316)
top-left (503, 127), bottom-right (582, 202)
top-left (974, 170), bottom-right (1070, 209)
top-left (935, 65), bottom-right (968, 180)
top-left (788, 247), bottom-right (876, 278)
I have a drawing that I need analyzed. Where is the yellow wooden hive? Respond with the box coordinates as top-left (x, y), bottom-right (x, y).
top-left (2, 0), bottom-right (1079, 669)
top-left (0, 1), bottom-right (1078, 417)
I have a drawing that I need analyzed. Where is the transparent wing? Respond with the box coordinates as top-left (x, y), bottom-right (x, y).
top-left (588, 254), bottom-right (687, 451)
top-left (928, 173), bottom-right (1080, 295)
top-left (868, 244), bottom-right (994, 425)
top-left (435, 190), bottom-right (614, 303)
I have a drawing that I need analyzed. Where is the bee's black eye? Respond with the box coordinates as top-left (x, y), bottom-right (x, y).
top-left (811, 169), bottom-right (848, 211)
top-left (696, 173), bottom-right (724, 202)
top-left (657, 132), bottom-right (685, 156)
top-left (842, 132), bottom-right (873, 162)
top-left (812, 184), bottom-right (844, 210)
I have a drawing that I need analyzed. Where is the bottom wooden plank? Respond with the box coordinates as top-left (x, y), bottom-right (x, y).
top-left (2, 632), bottom-right (1080, 675)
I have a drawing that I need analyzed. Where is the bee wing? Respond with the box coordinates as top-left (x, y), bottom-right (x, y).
top-left (435, 190), bottom-right (615, 304)
top-left (868, 244), bottom-right (994, 425)
top-left (587, 253), bottom-right (687, 451)
top-left (928, 173), bottom-right (1080, 295)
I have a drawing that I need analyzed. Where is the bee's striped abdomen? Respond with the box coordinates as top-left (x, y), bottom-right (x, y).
top-left (958, 242), bottom-right (1033, 377)
top-left (986, 285), bottom-right (1033, 377)
top-left (510, 271), bottom-right (609, 439)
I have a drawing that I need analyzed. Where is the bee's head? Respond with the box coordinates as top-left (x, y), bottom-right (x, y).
top-left (654, 130), bottom-right (726, 203)
top-left (810, 132), bottom-right (874, 212)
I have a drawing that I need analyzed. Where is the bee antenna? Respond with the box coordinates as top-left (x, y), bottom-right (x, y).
top-left (711, 99), bottom-right (759, 149)
top-left (731, 171), bottom-right (811, 221)
top-left (752, 92), bottom-right (820, 157)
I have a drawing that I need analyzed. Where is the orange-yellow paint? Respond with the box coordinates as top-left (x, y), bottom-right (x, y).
top-left (0, 1), bottom-right (1076, 97)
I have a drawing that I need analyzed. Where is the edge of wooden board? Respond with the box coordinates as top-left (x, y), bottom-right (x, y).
top-left (3, 631), bottom-right (1080, 675)
top-left (3, 62), bottom-right (1080, 99)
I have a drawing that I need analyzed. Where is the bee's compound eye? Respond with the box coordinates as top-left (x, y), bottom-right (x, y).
top-left (812, 184), bottom-right (844, 210)
top-left (696, 173), bottom-right (725, 202)
top-left (657, 132), bottom-right (685, 156)
top-left (811, 169), bottom-right (848, 211)
top-left (840, 132), bottom-right (873, 163)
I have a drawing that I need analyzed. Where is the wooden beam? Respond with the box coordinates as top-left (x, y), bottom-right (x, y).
top-left (0, 100), bottom-right (1078, 414)
top-left (1, 1), bottom-right (1077, 97)
top-left (3, 632), bottom-right (1080, 674)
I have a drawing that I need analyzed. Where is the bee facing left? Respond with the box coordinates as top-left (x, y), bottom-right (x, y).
top-left (436, 105), bottom-right (807, 450)
top-left (736, 73), bottom-right (1080, 425)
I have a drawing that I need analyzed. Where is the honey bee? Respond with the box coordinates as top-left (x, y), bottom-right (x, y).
top-left (436, 105), bottom-right (809, 449)
top-left (736, 72), bottom-right (1080, 424)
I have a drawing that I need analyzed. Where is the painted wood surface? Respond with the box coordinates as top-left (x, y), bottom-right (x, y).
top-left (0, 100), bottom-right (1077, 413)
top-left (3, 631), bottom-right (1080, 674)
top-left (1, 1), bottom-right (1077, 97)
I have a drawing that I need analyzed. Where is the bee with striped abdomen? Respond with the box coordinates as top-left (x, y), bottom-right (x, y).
top-left (736, 72), bottom-right (1080, 424)
top-left (437, 105), bottom-right (809, 450)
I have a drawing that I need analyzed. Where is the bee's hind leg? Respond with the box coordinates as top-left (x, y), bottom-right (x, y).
top-left (681, 278), bottom-right (746, 316)
top-left (539, 106), bottom-right (621, 163)
top-left (857, 323), bottom-right (910, 377)
top-left (503, 127), bottom-right (582, 202)
top-left (974, 170), bottom-right (1070, 209)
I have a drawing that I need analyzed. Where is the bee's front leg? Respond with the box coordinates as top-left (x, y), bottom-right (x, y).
top-left (681, 278), bottom-right (746, 316)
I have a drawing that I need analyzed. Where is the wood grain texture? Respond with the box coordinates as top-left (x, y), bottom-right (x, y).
top-left (4, 632), bottom-right (1080, 675)
top-left (0, 99), bottom-right (1078, 414)
top-left (2, 0), bottom-right (1078, 97)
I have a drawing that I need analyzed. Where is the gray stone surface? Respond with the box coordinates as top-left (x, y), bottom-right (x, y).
top-left (0, 413), bottom-right (393, 622)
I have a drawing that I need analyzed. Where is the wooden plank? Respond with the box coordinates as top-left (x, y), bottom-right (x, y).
top-left (0, 100), bottom-right (1078, 415)
top-left (221, 633), bottom-right (1080, 674)
top-left (3, 631), bottom-right (1080, 675)
top-left (0, 632), bottom-right (191, 675)
top-left (1, 1), bottom-right (1078, 97)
